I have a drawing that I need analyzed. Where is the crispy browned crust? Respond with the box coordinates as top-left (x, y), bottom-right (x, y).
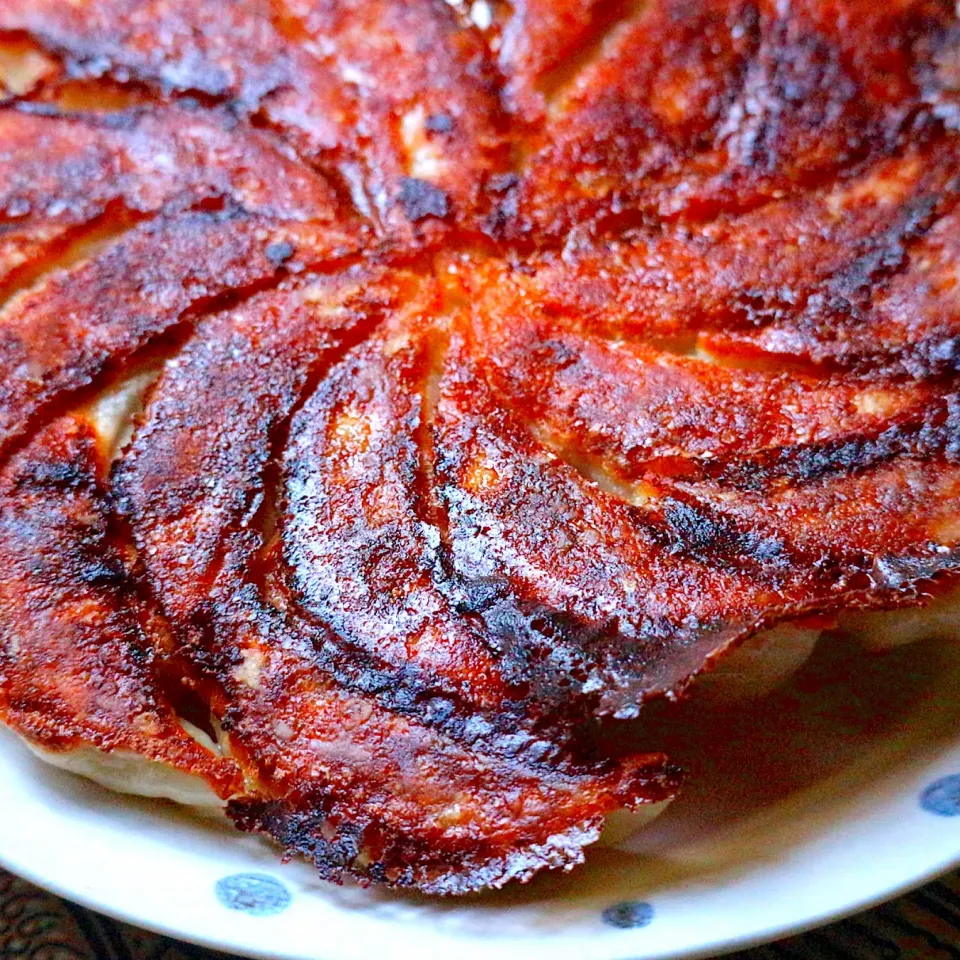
top-left (492, 0), bottom-right (960, 241)
top-left (0, 0), bottom-right (957, 893)
top-left (0, 0), bottom-right (508, 244)
top-left (0, 414), bottom-right (240, 796)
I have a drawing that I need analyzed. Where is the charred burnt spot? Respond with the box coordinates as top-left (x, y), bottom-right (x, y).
top-left (0, 414), bottom-right (81, 475)
top-left (908, 334), bottom-right (960, 378)
top-left (728, 285), bottom-right (801, 327)
top-left (434, 575), bottom-right (632, 725)
top-left (823, 194), bottom-right (948, 308)
top-left (653, 498), bottom-right (789, 573)
top-left (285, 585), bottom-right (581, 764)
top-left (920, 21), bottom-right (960, 121)
top-left (398, 177), bottom-right (450, 222)
top-left (119, 632), bottom-right (152, 665)
top-left (487, 173), bottom-right (520, 195)
top-left (787, 430), bottom-right (915, 485)
top-left (73, 552), bottom-right (130, 592)
top-left (17, 452), bottom-right (96, 491)
top-left (470, 591), bottom-right (623, 697)
top-left (228, 799), bottom-right (367, 882)
top-left (451, 574), bottom-right (509, 618)
top-left (869, 552), bottom-right (960, 591)
top-left (482, 173), bottom-right (521, 235)
top-left (229, 797), bottom-right (435, 891)
top-left (525, 337), bottom-right (580, 370)
top-left (657, 400), bottom-right (960, 494)
top-left (661, 500), bottom-right (728, 554)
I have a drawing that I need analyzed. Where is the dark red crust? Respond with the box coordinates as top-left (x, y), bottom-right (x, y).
top-left (211, 591), bottom-right (678, 895)
top-left (495, 0), bottom-right (959, 242)
top-left (0, 0), bottom-right (508, 244)
top-left (0, 0), bottom-right (957, 893)
top-left (0, 414), bottom-right (239, 796)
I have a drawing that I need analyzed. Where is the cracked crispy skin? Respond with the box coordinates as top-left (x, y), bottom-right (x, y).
top-left (114, 269), bottom-right (424, 627)
top-left (211, 590), bottom-right (677, 894)
top-left (473, 137), bottom-right (960, 371)
top-left (0, 105), bottom-right (342, 226)
top-left (279, 314), bottom-right (517, 716)
top-left (0, 0), bottom-right (958, 893)
top-left (429, 328), bottom-right (960, 713)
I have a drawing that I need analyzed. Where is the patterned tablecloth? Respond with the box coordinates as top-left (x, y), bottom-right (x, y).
top-left (1, 868), bottom-right (958, 960)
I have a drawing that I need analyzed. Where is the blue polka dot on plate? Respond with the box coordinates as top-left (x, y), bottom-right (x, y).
top-left (602, 901), bottom-right (655, 929)
top-left (921, 774), bottom-right (960, 817)
top-left (215, 874), bottom-right (292, 916)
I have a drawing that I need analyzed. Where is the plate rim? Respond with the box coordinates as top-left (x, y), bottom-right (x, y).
top-left (1, 807), bottom-right (958, 960)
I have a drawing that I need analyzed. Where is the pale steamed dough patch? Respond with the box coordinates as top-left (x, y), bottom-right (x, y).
top-left (598, 801), bottom-right (673, 848)
top-left (839, 588), bottom-right (960, 651)
top-left (696, 623), bottom-right (825, 704)
top-left (23, 741), bottom-right (224, 809)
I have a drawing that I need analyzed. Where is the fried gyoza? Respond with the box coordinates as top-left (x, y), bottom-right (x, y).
top-left (0, 0), bottom-right (957, 893)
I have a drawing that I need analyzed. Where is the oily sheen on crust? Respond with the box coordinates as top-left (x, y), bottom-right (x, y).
top-left (0, 0), bottom-right (957, 894)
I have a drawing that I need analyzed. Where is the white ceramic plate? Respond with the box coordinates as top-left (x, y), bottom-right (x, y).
top-left (1, 632), bottom-right (959, 960)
